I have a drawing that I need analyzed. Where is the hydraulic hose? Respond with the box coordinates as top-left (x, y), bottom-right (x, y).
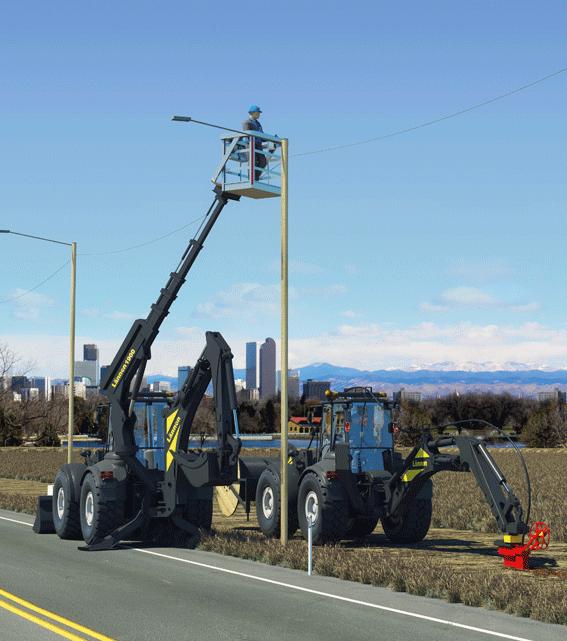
top-left (434, 418), bottom-right (531, 542)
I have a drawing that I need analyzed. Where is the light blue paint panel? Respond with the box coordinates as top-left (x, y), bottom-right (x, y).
top-left (347, 402), bottom-right (393, 473)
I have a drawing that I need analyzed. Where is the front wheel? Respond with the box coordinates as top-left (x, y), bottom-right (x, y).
top-left (297, 474), bottom-right (349, 544)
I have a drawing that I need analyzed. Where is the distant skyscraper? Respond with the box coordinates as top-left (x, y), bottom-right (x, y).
top-left (151, 381), bottom-right (172, 393)
top-left (289, 370), bottom-right (300, 400)
top-left (303, 379), bottom-right (330, 401)
top-left (76, 343), bottom-right (99, 385)
top-left (100, 365), bottom-right (110, 389)
top-left (277, 369), bottom-right (300, 400)
top-left (178, 366), bottom-right (192, 391)
top-left (10, 376), bottom-right (29, 393)
top-left (30, 377), bottom-right (52, 401)
top-left (259, 338), bottom-right (276, 400)
top-left (83, 344), bottom-right (99, 361)
top-left (246, 342), bottom-right (257, 391)
top-left (74, 360), bottom-right (98, 386)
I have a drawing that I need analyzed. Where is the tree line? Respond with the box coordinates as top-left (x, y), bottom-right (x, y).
top-left (397, 393), bottom-right (567, 448)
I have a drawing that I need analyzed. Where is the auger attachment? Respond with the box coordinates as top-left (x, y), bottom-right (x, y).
top-left (497, 522), bottom-right (550, 570)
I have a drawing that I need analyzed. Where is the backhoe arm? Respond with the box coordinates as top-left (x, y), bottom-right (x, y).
top-left (160, 332), bottom-right (241, 513)
top-left (388, 434), bottom-right (528, 537)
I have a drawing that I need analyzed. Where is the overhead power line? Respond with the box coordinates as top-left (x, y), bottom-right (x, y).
top-left (293, 65), bottom-right (567, 157)
top-left (0, 259), bottom-right (70, 304)
top-left (80, 213), bottom-right (207, 256)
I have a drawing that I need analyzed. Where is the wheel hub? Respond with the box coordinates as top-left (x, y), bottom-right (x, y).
top-left (56, 487), bottom-right (65, 520)
top-left (305, 490), bottom-right (319, 525)
top-left (84, 491), bottom-right (94, 527)
top-left (262, 486), bottom-right (274, 519)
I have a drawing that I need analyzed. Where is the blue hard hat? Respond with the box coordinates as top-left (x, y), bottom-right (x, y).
top-left (248, 105), bottom-right (262, 113)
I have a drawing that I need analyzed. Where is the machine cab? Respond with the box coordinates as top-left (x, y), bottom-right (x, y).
top-left (212, 131), bottom-right (282, 199)
top-left (323, 387), bottom-right (394, 474)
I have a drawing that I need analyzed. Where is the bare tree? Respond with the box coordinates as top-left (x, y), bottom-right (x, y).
top-left (0, 342), bottom-right (17, 378)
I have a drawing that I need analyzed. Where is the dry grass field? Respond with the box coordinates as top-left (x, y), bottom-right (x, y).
top-left (1, 446), bottom-right (566, 624)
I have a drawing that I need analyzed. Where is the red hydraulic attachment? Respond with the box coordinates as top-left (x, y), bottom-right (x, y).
top-left (497, 522), bottom-right (550, 570)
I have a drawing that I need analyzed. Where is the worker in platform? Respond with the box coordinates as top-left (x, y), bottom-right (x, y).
top-left (243, 105), bottom-right (266, 180)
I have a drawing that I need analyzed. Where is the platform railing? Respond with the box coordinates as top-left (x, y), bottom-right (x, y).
top-left (212, 131), bottom-right (282, 198)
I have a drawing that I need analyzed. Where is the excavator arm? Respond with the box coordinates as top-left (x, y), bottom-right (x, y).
top-left (387, 433), bottom-right (528, 537)
top-left (159, 331), bottom-right (241, 514)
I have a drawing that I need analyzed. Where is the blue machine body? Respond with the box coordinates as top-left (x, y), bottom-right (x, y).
top-left (326, 399), bottom-right (393, 473)
top-left (133, 400), bottom-right (166, 470)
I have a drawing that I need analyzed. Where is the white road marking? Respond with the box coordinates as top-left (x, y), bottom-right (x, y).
top-left (133, 547), bottom-right (538, 641)
top-left (0, 514), bottom-right (541, 641)
top-left (0, 515), bottom-right (33, 527)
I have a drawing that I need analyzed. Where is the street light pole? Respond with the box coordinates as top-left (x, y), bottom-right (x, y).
top-left (68, 242), bottom-right (77, 463)
top-left (280, 138), bottom-right (289, 545)
top-left (0, 230), bottom-right (76, 462)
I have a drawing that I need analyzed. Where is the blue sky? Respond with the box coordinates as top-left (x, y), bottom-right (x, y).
top-left (1, 2), bottom-right (566, 376)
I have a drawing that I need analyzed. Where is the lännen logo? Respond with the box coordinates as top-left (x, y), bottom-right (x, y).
top-left (111, 348), bottom-right (136, 388)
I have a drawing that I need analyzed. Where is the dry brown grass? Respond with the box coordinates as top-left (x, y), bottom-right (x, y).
top-left (0, 447), bottom-right (81, 483)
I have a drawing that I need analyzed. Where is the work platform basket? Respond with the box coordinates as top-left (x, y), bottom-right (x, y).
top-left (212, 131), bottom-right (282, 199)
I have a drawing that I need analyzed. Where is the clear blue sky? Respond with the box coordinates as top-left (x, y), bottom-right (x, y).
top-left (1, 1), bottom-right (566, 376)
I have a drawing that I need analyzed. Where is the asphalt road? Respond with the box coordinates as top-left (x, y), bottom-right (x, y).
top-left (0, 508), bottom-right (564, 641)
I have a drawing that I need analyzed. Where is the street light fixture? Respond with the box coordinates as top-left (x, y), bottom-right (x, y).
top-left (1, 229), bottom-right (77, 463)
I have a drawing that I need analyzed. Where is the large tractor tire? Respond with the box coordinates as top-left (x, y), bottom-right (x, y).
top-left (256, 467), bottom-right (298, 538)
top-left (381, 485), bottom-right (432, 544)
top-left (185, 498), bottom-right (213, 531)
top-left (52, 465), bottom-right (83, 540)
top-left (297, 473), bottom-right (349, 544)
top-left (79, 473), bottom-right (119, 545)
top-left (347, 515), bottom-right (379, 539)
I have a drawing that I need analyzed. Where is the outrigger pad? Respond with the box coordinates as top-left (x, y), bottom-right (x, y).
top-left (33, 495), bottom-right (55, 534)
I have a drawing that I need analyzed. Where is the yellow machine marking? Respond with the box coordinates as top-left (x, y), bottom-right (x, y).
top-left (0, 588), bottom-right (117, 641)
top-left (165, 409), bottom-right (182, 471)
top-left (402, 448), bottom-right (430, 483)
top-left (110, 348), bottom-right (136, 388)
top-left (504, 534), bottom-right (523, 544)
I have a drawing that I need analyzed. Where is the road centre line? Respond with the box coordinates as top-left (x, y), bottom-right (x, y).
top-left (0, 515), bottom-right (540, 641)
top-left (0, 588), bottom-right (116, 641)
top-left (0, 598), bottom-right (93, 641)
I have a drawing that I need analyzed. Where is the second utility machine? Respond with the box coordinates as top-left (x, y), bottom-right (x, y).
top-left (252, 387), bottom-right (550, 569)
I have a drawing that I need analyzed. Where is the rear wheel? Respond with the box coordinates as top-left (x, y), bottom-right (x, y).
top-left (381, 490), bottom-right (432, 544)
top-left (256, 468), bottom-right (298, 538)
top-left (347, 515), bottom-right (379, 539)
top-left (52, 468), bottom-right (82, 540)
top-left (79, 473), bottom-right (119, 545)
top-left (297, 473), bottom-right (349, 544)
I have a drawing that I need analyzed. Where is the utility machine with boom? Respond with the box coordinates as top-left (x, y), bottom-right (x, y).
top-left (34, 120), bottom-right (284, 549)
